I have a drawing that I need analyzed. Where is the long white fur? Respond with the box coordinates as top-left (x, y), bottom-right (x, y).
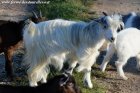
top-left (100, 28), bottom-right (140, 80)
top-left (23, 17), bottom-right (121, 88)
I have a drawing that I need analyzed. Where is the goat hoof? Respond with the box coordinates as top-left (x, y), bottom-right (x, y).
top-left (122, 76), bottom-right (128, 80)
top-left (136, 67), bottom-right (140, 71)
top-left (41, 79), bottom-right (47, 84)
top-left (83, 80), bottom-right (93, 89)
top-left (99, 65), bottom-right (105, 72)
top-left (30, 82), bottom-right (38, 87)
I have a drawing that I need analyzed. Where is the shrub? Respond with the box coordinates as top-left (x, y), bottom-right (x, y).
top-left (37, 0), bottom-right (94, 21)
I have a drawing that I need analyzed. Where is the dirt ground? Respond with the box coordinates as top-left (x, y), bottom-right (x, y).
top-left (0, 0), bottom-right (37, 21)
top-left (91, 0), bottom-right (140, 93)
top-left (0, 0), bottom-right (139, 93)
top-left (90, 0), bottom-right (140, 15)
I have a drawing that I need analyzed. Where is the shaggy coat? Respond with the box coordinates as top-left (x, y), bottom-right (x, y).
top-left (23, 16), bottom-right (121, 88)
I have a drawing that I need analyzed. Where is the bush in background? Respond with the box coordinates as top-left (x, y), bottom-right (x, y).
top-left (37, 0), bottom-right (95, 21)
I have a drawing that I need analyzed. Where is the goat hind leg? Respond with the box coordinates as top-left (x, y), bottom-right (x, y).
top-left (40, 67), bottom-right (50, 83)
top-left (115, 57), bottom-right (129, 80)
top-left (4, 49), bottom-right (14, 80)
top-left (66, 60), bottom-right (77, 75)
top-left (136, 54), bottom-right (140, 71)
top-left (27, 68), bottom-right (38, 87)
top-left (100, 44), bottom-right (115, 72)
top-left (65, 53), bottom-right (78, 74)
top-left (77, 51), bottom-right (99, 88)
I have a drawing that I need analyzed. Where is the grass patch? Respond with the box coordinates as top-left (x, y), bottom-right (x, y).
top-left (37, 0), bottom-right (96, 21)
top-left (74, 71), bottom-right (106, 93)
top-left (92, 70), bottom-right (107, 79)
top-left (10, 65), bottom-right (107, 93)
top-left (92, 64), bottom-right (108, 78)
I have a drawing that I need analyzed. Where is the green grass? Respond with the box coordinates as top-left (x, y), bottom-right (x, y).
top-left (12, 66), bottom-right (107, 93)
top-left (47, 70), bottom-right (106, 93)
top-left (37, 0), bottom-right (96, 21)
top-left (91, 64), bottom-right (108, 79)
top-left (73, 71), bottom-right (106, 93)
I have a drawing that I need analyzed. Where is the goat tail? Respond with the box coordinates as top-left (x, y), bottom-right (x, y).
top-left (23, 19), bottom-right (37, 38)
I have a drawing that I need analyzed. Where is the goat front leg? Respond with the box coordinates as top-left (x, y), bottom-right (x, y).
top-left (115, 56), bottom-right (129, 80)
top-left (66, 60), bottom-right (77, 75)
top-left (27, 67), bottom-right (38, 87)
top-left (83, 68), bottom-right (92, 88)
top-left (76, 51), bottom-right (99, 88)
top-left (100, 44), bottom-right (115, 72)
top-left (77, 65), bottom-right (93, 88)
top-left (136, 54), bottom-right (140, 71)
top-left (4, 48), bottom-right (14, 80)
top-left (65, 53), bottom-right (78, 74)
top-left (40, 66), bottom-right (50, 84)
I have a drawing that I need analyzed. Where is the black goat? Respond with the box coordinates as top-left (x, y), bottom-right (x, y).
top-left (0, 11), bottom-right (46, 79)
top-left (0, 74), bottom-right (82, 93)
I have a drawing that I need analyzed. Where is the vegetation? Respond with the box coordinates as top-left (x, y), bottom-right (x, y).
top-left (37, 0), bottom-right (96, 21)
top-left (13, 69), bottom-right (106, 93)
top-left (73, 71), bottom-right (106, 93)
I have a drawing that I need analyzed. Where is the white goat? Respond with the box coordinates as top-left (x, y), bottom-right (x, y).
top-left (23, 15), bottom-right (121, 88)
top-left (100, 12), bottom-right (140, 77)
top-left (100, 28), bottom-right (140, 80)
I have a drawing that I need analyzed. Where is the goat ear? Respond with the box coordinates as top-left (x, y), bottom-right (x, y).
top-left (117, 22), bottom-right (124, 32)
top-left (59, 76), bottom-right (69, 87)
top-left (119, 22), bottom-right (124, 30)
top-left (102, 12), bottom-right (108, 16)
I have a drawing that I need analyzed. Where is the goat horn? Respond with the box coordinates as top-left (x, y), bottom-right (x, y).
top-left (40, 10), bottom-right (42, 18)
top-left (32, 11), bottom-right (38, 18)
top-left (102, 12), bottom-right (108, 16)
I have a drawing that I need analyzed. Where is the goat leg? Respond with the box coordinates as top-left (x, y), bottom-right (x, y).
top-left (4, 48), bottom-right (14, 80)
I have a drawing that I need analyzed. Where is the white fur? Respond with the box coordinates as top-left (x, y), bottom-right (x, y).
top-left (111, 12), bottom-right (136, 28)
top-left (23, 17), bottom-right (120, 88)
top-left (100, 28), bottom-right (140, 80)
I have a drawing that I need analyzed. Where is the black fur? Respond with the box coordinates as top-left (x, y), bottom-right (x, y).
top-left (0, 74), bottom-right (82, 93)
